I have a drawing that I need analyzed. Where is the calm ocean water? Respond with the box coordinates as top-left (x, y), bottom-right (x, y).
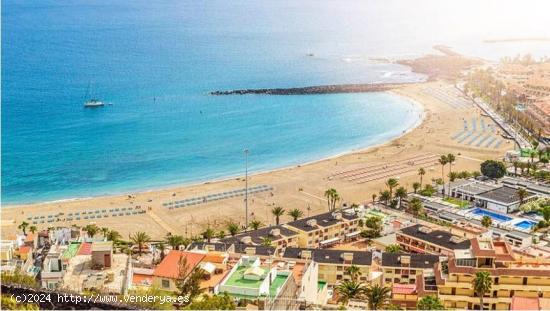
top-left (2, 0), bottom-right (549, 204)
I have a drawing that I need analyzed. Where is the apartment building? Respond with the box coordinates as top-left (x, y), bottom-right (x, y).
top-left (282, 248), bottom-right (373, 285)
top-left (435, 238), bottom-right (550, 310)
top-left (284, 210), bottom-right (361, 249)
top-left (221, 225), bottom-right (299, 254)
top-left (397, 224), bottom-right (471, 256)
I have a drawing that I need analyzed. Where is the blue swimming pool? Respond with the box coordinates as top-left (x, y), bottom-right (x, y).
top-left (514, 220), bottom-right (537, 230)
top-left (471, 208), bottom-right (512, 222)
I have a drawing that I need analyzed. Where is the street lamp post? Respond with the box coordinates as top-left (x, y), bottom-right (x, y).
top-left (244, 149), bottom-right (249, 231)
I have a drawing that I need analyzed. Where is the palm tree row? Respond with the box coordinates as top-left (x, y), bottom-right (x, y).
top-left (438, 153), bottom-right (456, 197)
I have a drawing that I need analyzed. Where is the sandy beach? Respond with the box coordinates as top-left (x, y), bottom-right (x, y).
top-left (1, 81), bottom-right (512, 240)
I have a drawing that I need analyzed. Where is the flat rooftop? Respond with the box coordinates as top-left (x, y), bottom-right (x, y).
top-left (477, 186), bottom-right (536, 205)
top-left (224, 265), bottom-right (267, 288)
top-left (399, 224), bottom-right (471, 251)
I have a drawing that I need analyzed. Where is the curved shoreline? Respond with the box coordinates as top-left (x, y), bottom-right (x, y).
top-left (3, 91), bottom-right (424, 208)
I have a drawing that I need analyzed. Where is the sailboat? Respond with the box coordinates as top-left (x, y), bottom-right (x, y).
top-left (83, 83), bottom-right (104, 108)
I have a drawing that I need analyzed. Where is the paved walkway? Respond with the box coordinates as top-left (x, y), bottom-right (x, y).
top-left (147, 209), bottom-right (177, 234)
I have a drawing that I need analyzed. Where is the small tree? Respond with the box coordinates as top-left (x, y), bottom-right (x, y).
top-left (260, 237), bottom-right (272, 247)
top-left (336, 280), bottom-right (364, 306)
top-left (130, 231), bottom-right (151, 256)
top-left (379, 190), bottom-right (391, 206)
top-left (84, 224), bottom-right (99, 238)
top-left (417, 295), bottom-right (445, 310)
top-left (480, 160), bottom-right (506, 179)
top-left (395, 187), bottom-right (408, 209)
top-left (166, 235), bottom-right (184, 250)
top-left (227, 222), bottom-right (240, 236)
top-left (18, 221), bottom-right (29, 235)
top-left (412, 182), bottom-right (421, 194)
top-left (29, 226), bottom-right (37, 234)
top-left (418, 167), bottom-right (426, 186)
top-left (324, 188), bottom-right (340, 212)
top-left (409, 197), bottom-right (424, 216)
top-left (202, 228), bottom-right (215, 243)
top-left (176, 256), bottom-right (205, 305)
top-left (385, 244), bottom-right (401, 253)
top-left (288, 208), bottom-right (304, 221)
top-left (106, 230), bottom-right (121, 242)
top-left (517, 188), bottom-right (528, 205)
top-left (481, 216), bottom-right (492, 229)
top-left (249, 220), bottom-right (262, 230)
top-left (271, 206), bottom-right (285, 225)
top-left (345, 265), bottom-right (362, 282)
top-left (385, 178), bottom-right (399, 199)
top-left (363, 283), bottom-right (391, 310)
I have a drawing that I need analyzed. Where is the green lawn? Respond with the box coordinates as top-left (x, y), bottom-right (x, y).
top-left (443, 197), bottom-right (470, 208)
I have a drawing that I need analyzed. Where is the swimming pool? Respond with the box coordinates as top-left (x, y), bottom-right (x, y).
top-left (514, 220), bottom-right (537, 230)
top-left (470, 208), bottom-right (512, 222)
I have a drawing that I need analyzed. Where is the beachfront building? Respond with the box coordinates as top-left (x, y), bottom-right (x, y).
top-left (475, 186), bottom-right (537, 213)
top-left (152, 250), bottom-right (205, 292)
top-left (284, 210), bottom-right (361, 249)
top-left (396, 224), bottom-right (471, 256)
top-left (216, 255), bottom-right (298, 310)
top-left (435, 237), bottom-right (550, 310)
top-left (221, 225), bottom-right (299, 254)
top-left (501, 176), bottom-right (550, 197)
top-left (447, 179), bottom-right (500, 202)
top-left (282, 248), bottom-right (374, 286)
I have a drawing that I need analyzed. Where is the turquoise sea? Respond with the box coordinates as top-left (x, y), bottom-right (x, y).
top-left (2, 0), bottom-right (549, 204)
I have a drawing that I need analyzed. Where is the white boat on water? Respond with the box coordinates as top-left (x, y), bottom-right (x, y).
top-left (83, 83), bottom-right (104, 108)
top-left (84, 99), bottom-right (104, 107)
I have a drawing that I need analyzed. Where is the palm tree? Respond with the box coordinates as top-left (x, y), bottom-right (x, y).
top-left (379, 190), bottom-right (391, 206)
top-left (271, 206), bottom-right (285, 225)
top-left (517, 188), bottom-right (528, 205)
top-left (439, 155), bottom-right (448, 195)
top-left (249, 220), bottom-right (262, 230)
top-left (412, 182), bottom-right (421, 194)
top-left (84, 224), bottom-right (99, 238)
top-left (418, 167), bottom-right (426, 186)
top-left (446, 153), bottom-right (456, 197)
top-left (106, 230), bottom-right (121, 242)
top-left (345, 265), bottom-right (362, 282)
top-left (336, 280), bottom-right (364, 305)
top-left (385, 178), bottom-right (399, 199)
top-left (202, 228), bottom-right (215, 243)
top-left (131, 232), bottom-right (151, 256)
top-left (395, 187), bottom-right (408, 209)
top-left (216, 230), bottom-right (226, 239)
top-left (363, 284), bottom-right (391, 310)
top-left (157, 242), bottom-right (166, 262)
top-left (324, 188), bottom-right (340, 212)
top-left (385, 244), bottom-right (401, 253)
top-left (227, 222), bottom-right (240, 236)
top-left (409, 197), bottom-right (424, 216)
top-left (288, 208), bottom-right (304, 221)
top-left (18, 221), bottom-right (29, 235)
top-left (101, 227), bottom-right (110, 238)
top-left (29, 226), bottom-right (37, 234)
top-left (166, 235), bottom-right (184, 249)
top-left (472, 271), bottom-right (492, 310)
top-left (481, 216), bottom-right (492, 229)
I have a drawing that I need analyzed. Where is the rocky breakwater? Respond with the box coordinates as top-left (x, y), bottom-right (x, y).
top-left (210, 82), bottom-right (405, 96)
